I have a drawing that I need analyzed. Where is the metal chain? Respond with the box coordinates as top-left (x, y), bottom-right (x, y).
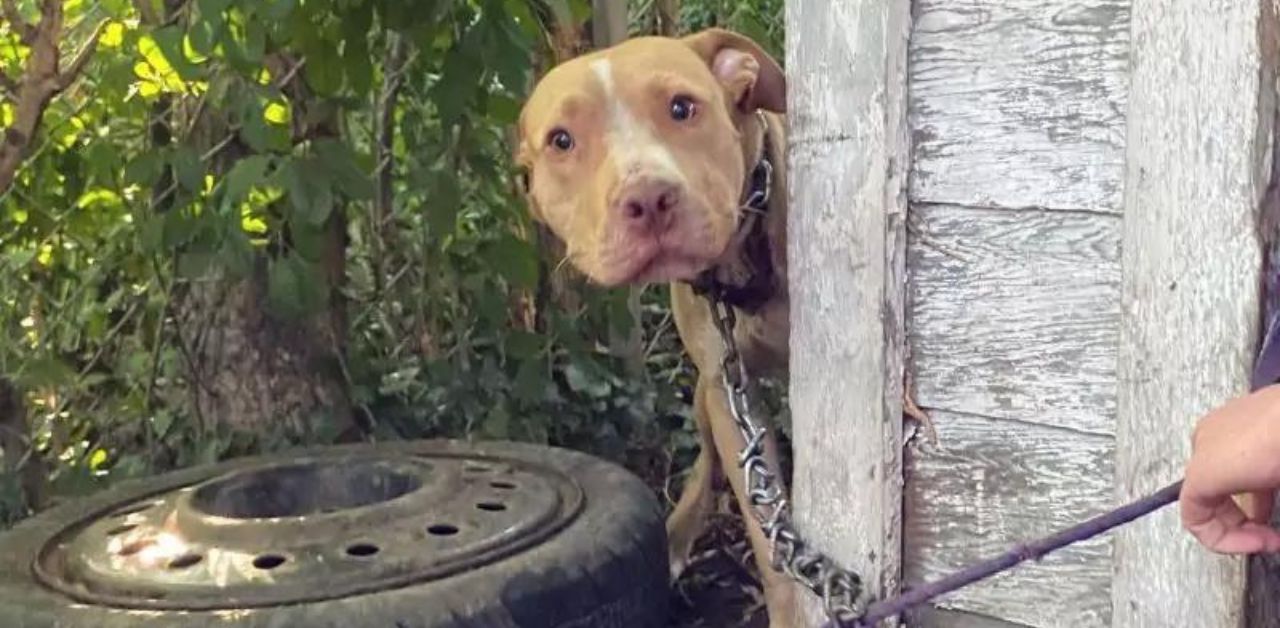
top-left (702, 294), bottom-right (866, 624)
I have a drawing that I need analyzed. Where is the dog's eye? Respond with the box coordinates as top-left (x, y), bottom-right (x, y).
top-left (669, 95), bottom-right (696, 122)
top-left (547, 128), bottom-right (574, 152)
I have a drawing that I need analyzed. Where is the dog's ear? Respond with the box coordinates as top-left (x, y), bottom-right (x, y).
top-left (682, 28), bottom-right (785, 114)
top-left (513, 163), bottom-right (546, 222)
top-left (511, 112), bottom-right (545, 221)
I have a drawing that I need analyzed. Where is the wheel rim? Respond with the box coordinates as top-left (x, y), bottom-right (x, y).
top-left (33, 448), bottom-right (585, 610)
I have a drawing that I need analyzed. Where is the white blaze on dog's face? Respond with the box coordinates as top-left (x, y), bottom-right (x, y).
top-left (516, 29), bottom-right (785, 287)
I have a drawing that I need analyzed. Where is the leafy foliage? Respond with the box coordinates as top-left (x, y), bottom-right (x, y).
top-left (0, 0), bottom-right (784, 528)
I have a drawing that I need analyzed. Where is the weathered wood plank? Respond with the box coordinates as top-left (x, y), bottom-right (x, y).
top-left (590, 0), bottom-right (627, 48)
top-left (910, 606), bottom-right (1032, 628)
top-left (909, 0), bottom-right (1130, 212)
top-left (908, 203), bottom-right (1121, 436)
top-left (1113, 0), bottom-right (1275, 625)
top-left (785, 0), bottom-right (912, 623)
top-left (1249, 7), bottom-right (1280, 627)
top-left (903, 410), bottom-right (1114, 628)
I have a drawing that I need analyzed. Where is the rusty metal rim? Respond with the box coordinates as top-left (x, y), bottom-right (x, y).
top-left (31, 452), bottom-right (586, 611)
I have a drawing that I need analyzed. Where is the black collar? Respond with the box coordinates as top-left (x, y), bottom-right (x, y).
top-left (688, 122), bottom-right (777, 314)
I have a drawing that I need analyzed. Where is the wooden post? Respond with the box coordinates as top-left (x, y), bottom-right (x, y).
top-left (1113, 0), bottom-right (1277, 626)
top-left (591, 0), bottom-right (628, 50)
top-left (785, 0), bottom-right (912, 623)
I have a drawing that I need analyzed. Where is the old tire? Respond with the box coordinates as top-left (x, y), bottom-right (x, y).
top-left (0, 439), bottom-right (668, 627)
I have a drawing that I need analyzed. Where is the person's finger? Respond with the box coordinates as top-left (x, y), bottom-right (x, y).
top-left (1197, 521), bottom-right (1280, 554)
top-left (1242, 490), bottom-right (1276, 524)
top-left (1181, 483), bottom-right (1228, 530)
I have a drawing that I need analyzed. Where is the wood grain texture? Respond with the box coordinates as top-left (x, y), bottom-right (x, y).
top-left (1249, 7), bottom-right (1280, 627)
top-left (1113, 0), bottom-right (1275, 625)
top-left (909, 0), bottom-right (1130, 212)
top-left (590, 0), bottom-right (627, 48)
top-left (904, 410), bottom-right (1115, 627)
top-left (785, 0), bottom-right (912, 623)
top-left (909, 605), bottom-right (1033, 628)
top-left (908, 203), bottom-right (1121, 436)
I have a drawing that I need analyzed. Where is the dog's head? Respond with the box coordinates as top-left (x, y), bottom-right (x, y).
top-left (515, 29), bottom-right (785, 287)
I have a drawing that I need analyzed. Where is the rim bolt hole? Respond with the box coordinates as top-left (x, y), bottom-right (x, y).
top-left (167, 553), bottom-right (203, 570)
top-left (346, 543), bottom-right (380, 557)
top-left (253, 554), bottom-right (287, 570)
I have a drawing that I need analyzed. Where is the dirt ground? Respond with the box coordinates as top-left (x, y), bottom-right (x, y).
top-left (668, 499), bottom-right (768, 627)
top-left (655, 433), bottom-right (794, 627)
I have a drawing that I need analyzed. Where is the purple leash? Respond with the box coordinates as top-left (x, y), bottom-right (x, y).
top-left (822, 282), bottom-right (1280, 627)
top-left (825, 481), bottom-right (1182, 627)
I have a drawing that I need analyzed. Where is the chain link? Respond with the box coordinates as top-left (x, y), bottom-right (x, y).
top-left (702, 295), bottom-right (866, 625)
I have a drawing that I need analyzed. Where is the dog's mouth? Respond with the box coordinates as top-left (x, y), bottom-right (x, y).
top-left (598, 242), bottom-right (714, 286)
top-left (629, 251), bottom-right (707, 283)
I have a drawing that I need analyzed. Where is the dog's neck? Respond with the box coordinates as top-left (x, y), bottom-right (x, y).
top-left (689, 111), bottom-right (783, 314)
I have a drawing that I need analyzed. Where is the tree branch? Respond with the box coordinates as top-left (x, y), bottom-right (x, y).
top-left (56, 19), bottom-right (108, 91)
top-left (0, 2), bottom-right (106, 194)
top-left (655, 0), bottom-right (679, 37)
top-left (132, 0), bottom-right (160, 25)
top-left (1, 0), bottom-right (36, 44)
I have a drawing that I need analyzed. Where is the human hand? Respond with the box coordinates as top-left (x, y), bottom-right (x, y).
top-left (1180, 384), bottom-right (1280, 554)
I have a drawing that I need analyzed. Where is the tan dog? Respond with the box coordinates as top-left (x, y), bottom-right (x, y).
top-left (516, 29), bottom-right (927, 626)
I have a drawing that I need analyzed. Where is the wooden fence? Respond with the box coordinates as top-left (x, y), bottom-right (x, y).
top-left (787, 0), bottom-right (1279, 625)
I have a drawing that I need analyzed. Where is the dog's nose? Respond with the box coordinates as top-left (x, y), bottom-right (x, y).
top-left (615, 179), bottom-right (681, 235)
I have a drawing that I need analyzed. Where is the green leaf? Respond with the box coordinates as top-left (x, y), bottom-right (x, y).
top-left (432, 47), bottom-right (478, 126)
top-left (314, 140), bottom-right (372, 200)
top-left (219, 226), bottom-right (255, 279)
top-left (103, 0), bottom-right (134, 18)
top-left (189, 16), bottom-right (221, 56)
top-left (240, 103), bottom-right (271, 153)
top-left (152, 25), bottom-right (202, 80)
top-left (19, 356), bottom-right (77, 389)
top-left (242, 19), bottom-right (266, 64)
top-left (267, 254), bottom-right (329, 319)
top-left (486, 93), bottom-right (522, 125)
top-left (176, 251), bottom-right (218, 278)
top-left (563, 360), bottom-right (612, 398)
top-left (567, 0), bottom-right (592, 22)
top-left (162, 210), bottom-right (202, 248)
top-left (264, 0), bottom-right (297, 21)
top-left (485, 15), bottom-right (530, 92)
top-left (170, 146), bottom-right (204, 192)
top-left (503, 0), bottom-right (543, 41)
top-left (85, 142), bottom-right (122, 182)
top-left (483, 234), bottom-right (539, 289)
top-left (220, 155), bottom-right (271, 212)
top-left (139, 213), bottom-right (165, 251)
top-left (279, 157), bottom-right (335, 226)
top-left (340, 6), bottom-right (373, 94)
top-left (427, 172), bottom-right (460, 236)
top-left (505, 331), bottom-right (543, 360)
top-left (512, 358), bottom-right (545, 404)
top-left (197, 0), bottom-right (231, 17)
top-left (378, 366), bottom-right (421, 396)
top-left (5, 249), bottom-right (35, 268)
top-left (149, 410), bottom-right (176, 440)
top-left (124, 152), bottom-right (165, 188)
top-left (563, 362), bottom-right (590, 393)
top-left (304, 43), bottom-right (343, 96)
top-left (290, 219), bottom-right (328, 262)
top-left (267, 255), bottom-right (303, 317)
top-left (481, 404), bottom-right (510, 439)
top-left (88, 448), bottom-right (110, 472)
